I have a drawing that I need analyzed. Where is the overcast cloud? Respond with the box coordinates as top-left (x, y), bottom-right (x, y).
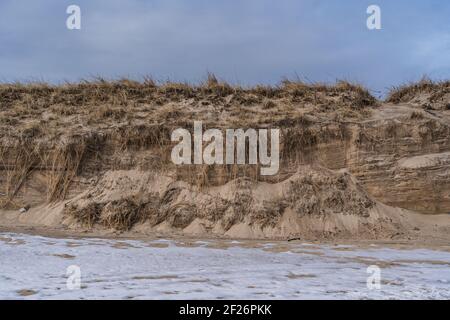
top-left (0, 0), bottom-right (449, 96)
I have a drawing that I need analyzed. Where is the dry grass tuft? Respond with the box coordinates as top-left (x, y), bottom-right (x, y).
top-left (387, 78), bottom-right (450, 110)
top-left (0, 140), bottom-right (41, 208)
top-left (64, 202), bottom-right (103, 228)
top-left (46, 133), bottom-right (102, 202)
top-left (410, 110), bottom-right (425, 120)
top-left (100, 198), bottom-right (147, 231)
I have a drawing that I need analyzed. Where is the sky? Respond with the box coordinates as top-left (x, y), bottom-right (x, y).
top-left (0, 0), bottom-right (449, 96)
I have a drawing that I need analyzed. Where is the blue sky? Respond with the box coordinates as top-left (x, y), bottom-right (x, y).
top-left (0, 0), bottom-right (449, 96)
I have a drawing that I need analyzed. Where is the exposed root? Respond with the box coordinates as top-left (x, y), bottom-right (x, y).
top-left (0, 141), bottom-right (39, 208)
top-left (46, 133), bottom-right (102, 202)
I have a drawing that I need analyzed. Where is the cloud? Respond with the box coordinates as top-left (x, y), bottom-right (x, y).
top-left (0, 0), bottom-right (448, 94)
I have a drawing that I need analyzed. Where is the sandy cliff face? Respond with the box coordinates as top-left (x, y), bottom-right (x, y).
top-left (0, 79), bottom-right (449, 239)
top-left (340, 105), bottom-right (450, 214)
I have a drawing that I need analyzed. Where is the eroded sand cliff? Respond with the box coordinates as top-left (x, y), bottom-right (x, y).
top-left (1, 77), bottom-right (449, 240)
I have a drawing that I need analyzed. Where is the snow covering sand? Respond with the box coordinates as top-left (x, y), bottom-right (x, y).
top-left (0, 232), bottom-right (449, 299)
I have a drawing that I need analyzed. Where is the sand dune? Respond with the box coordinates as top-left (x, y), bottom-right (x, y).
top-left (1, 79), bottom-right (449, 241)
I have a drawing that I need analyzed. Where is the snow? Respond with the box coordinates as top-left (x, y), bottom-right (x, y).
top-left (0, 232), bottom-right (449, 299)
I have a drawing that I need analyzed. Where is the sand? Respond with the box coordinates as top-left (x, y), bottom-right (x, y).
top-left (1, 79), bottom-right (450, 243)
